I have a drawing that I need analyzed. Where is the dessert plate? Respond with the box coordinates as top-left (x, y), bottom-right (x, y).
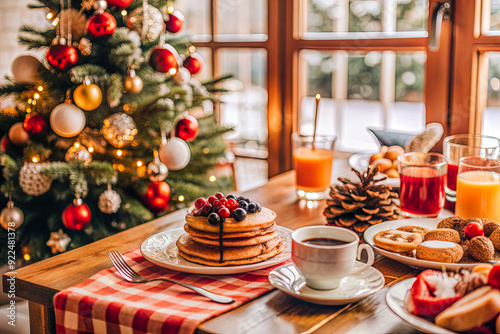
top-left (386, 278), bottom-right (456, 334)
top-left (348, 153), bottom-right (400, 187)
top-left (140, 226), bottom-right (292, 275)
top-left (268, 262), bottom-right (385, 305)
top-left (363, 218), bottom-right (478, 271)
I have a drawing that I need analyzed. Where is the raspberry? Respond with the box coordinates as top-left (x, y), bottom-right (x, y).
top-left (215, 192), bottom-right (224, 199)
top-left (227, 198), bottom-right (237, 207)
top-left (218, 198), bottom-right (228, 206)
top-left (208, 195), bottom-right (217, 204)
top-left (218, 207), bottom-right (231, 218)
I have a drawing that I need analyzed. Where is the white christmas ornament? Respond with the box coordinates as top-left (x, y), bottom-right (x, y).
top-left (19, 163), bottom-right (52, 196)
top-left (50, 101), bottom-right (86, 137)
top-left (159, 137), bottom-right (191, 171)
top-left (98, 188), bottom-right (121, 214)
top-left (46, 229), bottom-right (71, 254)
top-left (173, 67), bottom-right (191, 85)
top-left (11, 55), bottom-right (40, 84)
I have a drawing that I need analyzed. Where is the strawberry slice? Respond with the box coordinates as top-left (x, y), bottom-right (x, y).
top-left (406, 270), bottom-right (462, 317)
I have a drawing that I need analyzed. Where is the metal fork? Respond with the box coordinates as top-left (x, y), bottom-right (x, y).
top-left (108, 250), bottom-right (235, 304)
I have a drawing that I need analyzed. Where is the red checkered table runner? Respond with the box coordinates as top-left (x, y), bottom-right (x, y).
top-left (53, 248), bottom-right (290, 334)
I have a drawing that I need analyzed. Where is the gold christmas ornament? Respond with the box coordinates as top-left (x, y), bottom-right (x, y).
top-left (126, 4), bottom-right (163, 43)
top-left (101, 112), bottom-right (138, 148)
top-left (124, 69), bottom-right (143, 93)
top-left (59, 9), bottom-right (87, 40)
top-left (8, 122), bottom-right (30, 146)
top-left (65, 143), bottom-right (92, 165)
top-left (46, 229), bottom-right (71, 254)
top-left (0, 201), bottom-right (24, 230)
top-left (73, 79), bottom-right (102, 111)
top-left (50, 100), bottom-right (86, 137)
top-left (19, 163), bottom-right (53, 196)
top-left (147, 151), bottom-right (168, 182)
top-left (323, 166), bottom-right (401, 235)
top-left (98, 186), bottom-right (121, 214)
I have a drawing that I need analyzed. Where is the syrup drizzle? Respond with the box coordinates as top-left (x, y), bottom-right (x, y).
top-left (219, 218), bottom-right (224, 262)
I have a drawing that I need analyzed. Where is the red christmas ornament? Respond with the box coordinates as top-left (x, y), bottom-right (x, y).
top-left (0, 135), bottom-right (11, 152)
top-left (143, 182), bottom-right (170, 213)
top-left (87, 12), bottom-right (117, 39)
top-left (62, 200), bottom-right (92, 230)
top-left (149, 46), bottom-right (181, 73)
top-left (106, 0), bottom-right (133, 8)
top-left (175, 115), bottom-right (199, 141)
top-left (23, 113), bottom-right (47, 135)
top-left (165, 10), bottom-right (185, 33)
top-left (46, 45), bottom-right (78, 71)
top-left (183, 52), bottom-right (203, 75)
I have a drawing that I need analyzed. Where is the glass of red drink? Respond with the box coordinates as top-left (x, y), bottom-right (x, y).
top-left (397, 152), bottom-right (448, 218)
top-left (443, 135), bottom-right (500, 211)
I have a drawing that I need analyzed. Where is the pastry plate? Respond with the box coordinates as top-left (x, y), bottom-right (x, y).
top-left (140, 226), bottom-right (292, 275)
top-left (348, 153), bottom-right (400, 187)
top-left (268, 262), bottom-right (385, 305)
top-left (386, 278), bottom-right (456, 334)
top-left (364, 218), bottom-right (478, 271)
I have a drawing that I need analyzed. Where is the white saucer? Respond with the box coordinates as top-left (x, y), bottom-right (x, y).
top-left (268, 262), bottom-right (385, 305)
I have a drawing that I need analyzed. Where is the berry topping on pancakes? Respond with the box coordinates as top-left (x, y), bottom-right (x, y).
top-left (192, 193), bottom-right (262, 223)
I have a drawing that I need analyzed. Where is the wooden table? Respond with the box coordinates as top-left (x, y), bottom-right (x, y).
top-left (3, 157), bottom-right (423, 334)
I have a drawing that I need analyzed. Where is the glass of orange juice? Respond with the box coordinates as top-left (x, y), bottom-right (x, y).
top-left (456, 157), bottom-right (500, 222)
top-left (292, 133), bottom-right (336, 200)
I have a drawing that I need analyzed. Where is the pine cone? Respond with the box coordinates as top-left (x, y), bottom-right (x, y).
top-left (323, 165), bottom-right (401, 236)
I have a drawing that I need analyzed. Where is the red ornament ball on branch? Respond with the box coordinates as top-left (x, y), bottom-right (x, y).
top-left (62, 201), bottom-right (92, 230)
top-left (106, 0), bottom-right (133, 9)
top-left (183, 52), bottom-right (204, 75)
top-left (149, 46), bottom-right (180, 73)
top-left (143, 181), bottom-right (171, 213)
top-left (175, 115), bottom-right (199, 141)
top-left (165, 10), bottom-right (184, 33)
top-left (46, 45), bottom-right (78, 71)
top-left (23, 113), bottom-right (47, 135)
top-left (87, 12), bottom-right (117, 39)
top-left (0, 135), bottom-right (11, 152)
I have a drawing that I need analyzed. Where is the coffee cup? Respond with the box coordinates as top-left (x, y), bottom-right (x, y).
top-left (291, 226), bottom-right (375, 290)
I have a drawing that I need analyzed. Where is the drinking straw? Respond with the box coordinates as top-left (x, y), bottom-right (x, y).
top-left (312, 94), bottom-right (321, 150)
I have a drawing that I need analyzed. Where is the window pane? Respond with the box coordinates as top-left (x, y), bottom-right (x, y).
top-left (172, 0), bottom-right (211, 42)
top-left (305, 0), bottom-right (428, 36)
top-left (483, 52), bottom-right (500, 136)
top-left (215, 0), bottom-right (268, 41)
top-left (299, 50), bottom-right (425, 151)
top-left (490, 0), bottom-right (500, 31)
top-left (217, 49), bottom-right (268, 156)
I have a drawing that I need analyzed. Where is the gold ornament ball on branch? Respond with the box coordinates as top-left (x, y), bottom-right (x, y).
top-left (65, 144), bottom-right (92, 165)
top-left (50, 101), bottom-right (86, 137)
top-left (8, 122), bottom-right (30, 146)
top-left (19, 163), bottom-right (53, 196)
top-left (73, 83), bottom-right (102, 111)
top-left (11, 55), bottom-right (40, 84)
top-left (126, 4), bottom-right (164, 43)
top-left (101, 112), bottom-right (138, 148)
top-left (0, 201), bottom-right (24, 230)
top-left (124, 74), bottom-right (143, 93)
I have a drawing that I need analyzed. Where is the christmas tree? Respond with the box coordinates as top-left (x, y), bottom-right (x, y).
top-left (0, 0), bottom-right (233, 265)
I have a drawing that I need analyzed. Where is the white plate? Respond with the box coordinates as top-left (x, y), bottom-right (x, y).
top-left (363, 218), bottom-right (478, 271)
top-left (140, 226), bottom-right (292, 275)
top-left (348, 153), bottom-right (400, 187)
top-left (268, 262), bottom-right (385, 305)
top-left (386, 278), bottom-right (456, 334)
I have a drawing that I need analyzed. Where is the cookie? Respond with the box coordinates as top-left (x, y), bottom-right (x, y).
top-left (437, 216), bottom-right (465, 230)
top-left (397, 226), bottom-right (430, 237)
top-left (416, 241), bottom-right (463, 263)
top-left (424, 228), bottom-right (460, 243)
top-left (489, 228), bottom-right (500, 251)
top-left (482, 219), bottom-right (500, 237)
top-left (467, 236), bottom-right (495, 262)
top-left (457, 218), bottom-right (483, 242)
top-left (374, 230), bottom-right (423, 253)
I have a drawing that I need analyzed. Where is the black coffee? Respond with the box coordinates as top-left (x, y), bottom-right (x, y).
top-left (302, 237), bottom-right (348, 246)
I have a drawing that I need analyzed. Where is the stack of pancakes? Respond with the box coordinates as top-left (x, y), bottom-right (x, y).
top-left (177, 207), bottom-right (284, 266)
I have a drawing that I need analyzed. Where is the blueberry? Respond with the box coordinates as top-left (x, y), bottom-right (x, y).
top-left (226, 194), bottom-right (236, 200)
top-left (238, 200), bottom-right (249, 211)
top-left (232, 208), bottom-right (247, 222)
top-left (237, 196), bottom-right (251, 203)
top-left (208, 213), bottom-right (221, 225)
top-left (247, 203), bottom-right (261, 213)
